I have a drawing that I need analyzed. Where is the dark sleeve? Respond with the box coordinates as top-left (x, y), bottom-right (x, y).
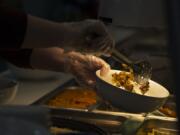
top-left (0, 7), bottom-right (27, 48)
top-left (0, 49), bottom-right (33, 68)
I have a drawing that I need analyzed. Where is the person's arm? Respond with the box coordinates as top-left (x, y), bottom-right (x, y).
top-left (21, 15), bottom-right (68, 49)
top-left (22, 15), bottom-right (114, 56)
top-left (1, 7), bottom-right (114, 53)
top-left (0, 47), bottom-right (110, 88)
top-left (30, 48), bottom-right (110, 88)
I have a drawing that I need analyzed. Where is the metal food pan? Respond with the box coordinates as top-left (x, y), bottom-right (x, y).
top-left (152, 94), bottom-right (177, 118)
top-left (32, 79), bottom-right (100, 111)
top-left (50, 116), bottom-right (109, 135)
top-left (32, 79), bottom-right (78, 105)
top-left (49, 107), bottom-right (144, 134)
top-left (136, 115), bottom-right (178, 135)
top-left (32, 79), bottom-right (127, 112)
top-left (49, 107), bottom-right (178, 134)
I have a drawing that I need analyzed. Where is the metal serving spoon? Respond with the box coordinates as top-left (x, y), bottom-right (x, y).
top-left (111, 49), bottom-right (152, 84)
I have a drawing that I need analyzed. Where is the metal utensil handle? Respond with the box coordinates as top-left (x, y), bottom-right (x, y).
top-left (111, 49), bottom-right (133, 65)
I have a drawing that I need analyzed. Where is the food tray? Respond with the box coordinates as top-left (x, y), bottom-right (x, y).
top-left (32, 79), bottom-right (130, 113)
top-left (32, 79), bottom-right (100, 111)
top-left (49, 108), bottom-right (178, 135)
top-left (49, 107), bottom-right (153, 134)
top-left (136, 115), bottom-right (178, 135)
top-left (32, 79), bottom-right (79, 105)
top-left (50, 116), bottom-right (109, 135)
top-left (149, 94), bottom-right (177, 118)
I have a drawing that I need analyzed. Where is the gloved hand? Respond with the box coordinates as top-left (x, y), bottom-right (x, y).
top-left (63, 51), bottom-right (110, 88)
top-left (30, 48), bottom-right (110, 89)
top-left (62, 19), bottom-right (115, 56)
top-left (23, 16), bottom-right (114, 56)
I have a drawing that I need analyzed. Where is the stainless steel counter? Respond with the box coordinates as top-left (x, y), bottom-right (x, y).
top-left (8, 73), bottom-right (73, 105)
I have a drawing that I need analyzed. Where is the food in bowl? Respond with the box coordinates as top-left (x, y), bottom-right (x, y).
top-left (112, 71), bottom-right (134, 92)
top-left (96, 69), bottom-right (170, 112)
top-left (112, 71), bottom-right (149, 95)
top-left (111, 64), bottom-right (150, 95)
top-left (47, 88), bottom-right (97, 109)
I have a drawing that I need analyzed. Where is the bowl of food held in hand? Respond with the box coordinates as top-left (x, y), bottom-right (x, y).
top-left (96, 69), bottom-right (170, 113)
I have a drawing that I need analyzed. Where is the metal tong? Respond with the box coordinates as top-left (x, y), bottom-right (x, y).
top-left (111, 49), bottom-right (152, 84)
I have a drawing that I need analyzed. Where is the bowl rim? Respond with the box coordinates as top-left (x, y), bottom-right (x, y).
top-left (96, 69), bottom-right (170, 99)
top-left (0, 78), bottom-right (18, 90)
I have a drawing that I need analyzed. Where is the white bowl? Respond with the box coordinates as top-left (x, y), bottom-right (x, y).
top-left (0, 78), bottom-right (18, 104)
top-left (96, 69), bottom-right (170, 113)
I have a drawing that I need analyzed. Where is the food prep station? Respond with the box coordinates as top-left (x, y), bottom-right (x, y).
top-left (5, 72), bottom-right (177, 135)
top-left (0, 25), bottom-right (176, 134)
top-left (0, 0), bottom-right (179, 134)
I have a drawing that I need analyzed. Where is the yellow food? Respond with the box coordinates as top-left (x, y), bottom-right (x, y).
top-left (137, 128), bottom-right (178, 135)
top-left (112, 72), bottom-right (134, 92)
top-left (47, 88), bottom-right (97, 109)
top-left (112, 64), bottom-right (149, 94)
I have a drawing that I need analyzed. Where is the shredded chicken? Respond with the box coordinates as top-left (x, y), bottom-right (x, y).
top-left (112, 72), bottom-right (134, 92)
top-left (112, 64), bottom-right (149, 94)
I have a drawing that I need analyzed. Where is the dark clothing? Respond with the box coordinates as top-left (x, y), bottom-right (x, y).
top-left (0, 6), bottom-right (32, 68)
top-left (0, 7), bottom-right (27, 48)
top-left (0, 49), bottom-right (32, 68)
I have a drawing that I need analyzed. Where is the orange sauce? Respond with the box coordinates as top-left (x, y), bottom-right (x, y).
top-left (47, 88), bottom-right (97, 109)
